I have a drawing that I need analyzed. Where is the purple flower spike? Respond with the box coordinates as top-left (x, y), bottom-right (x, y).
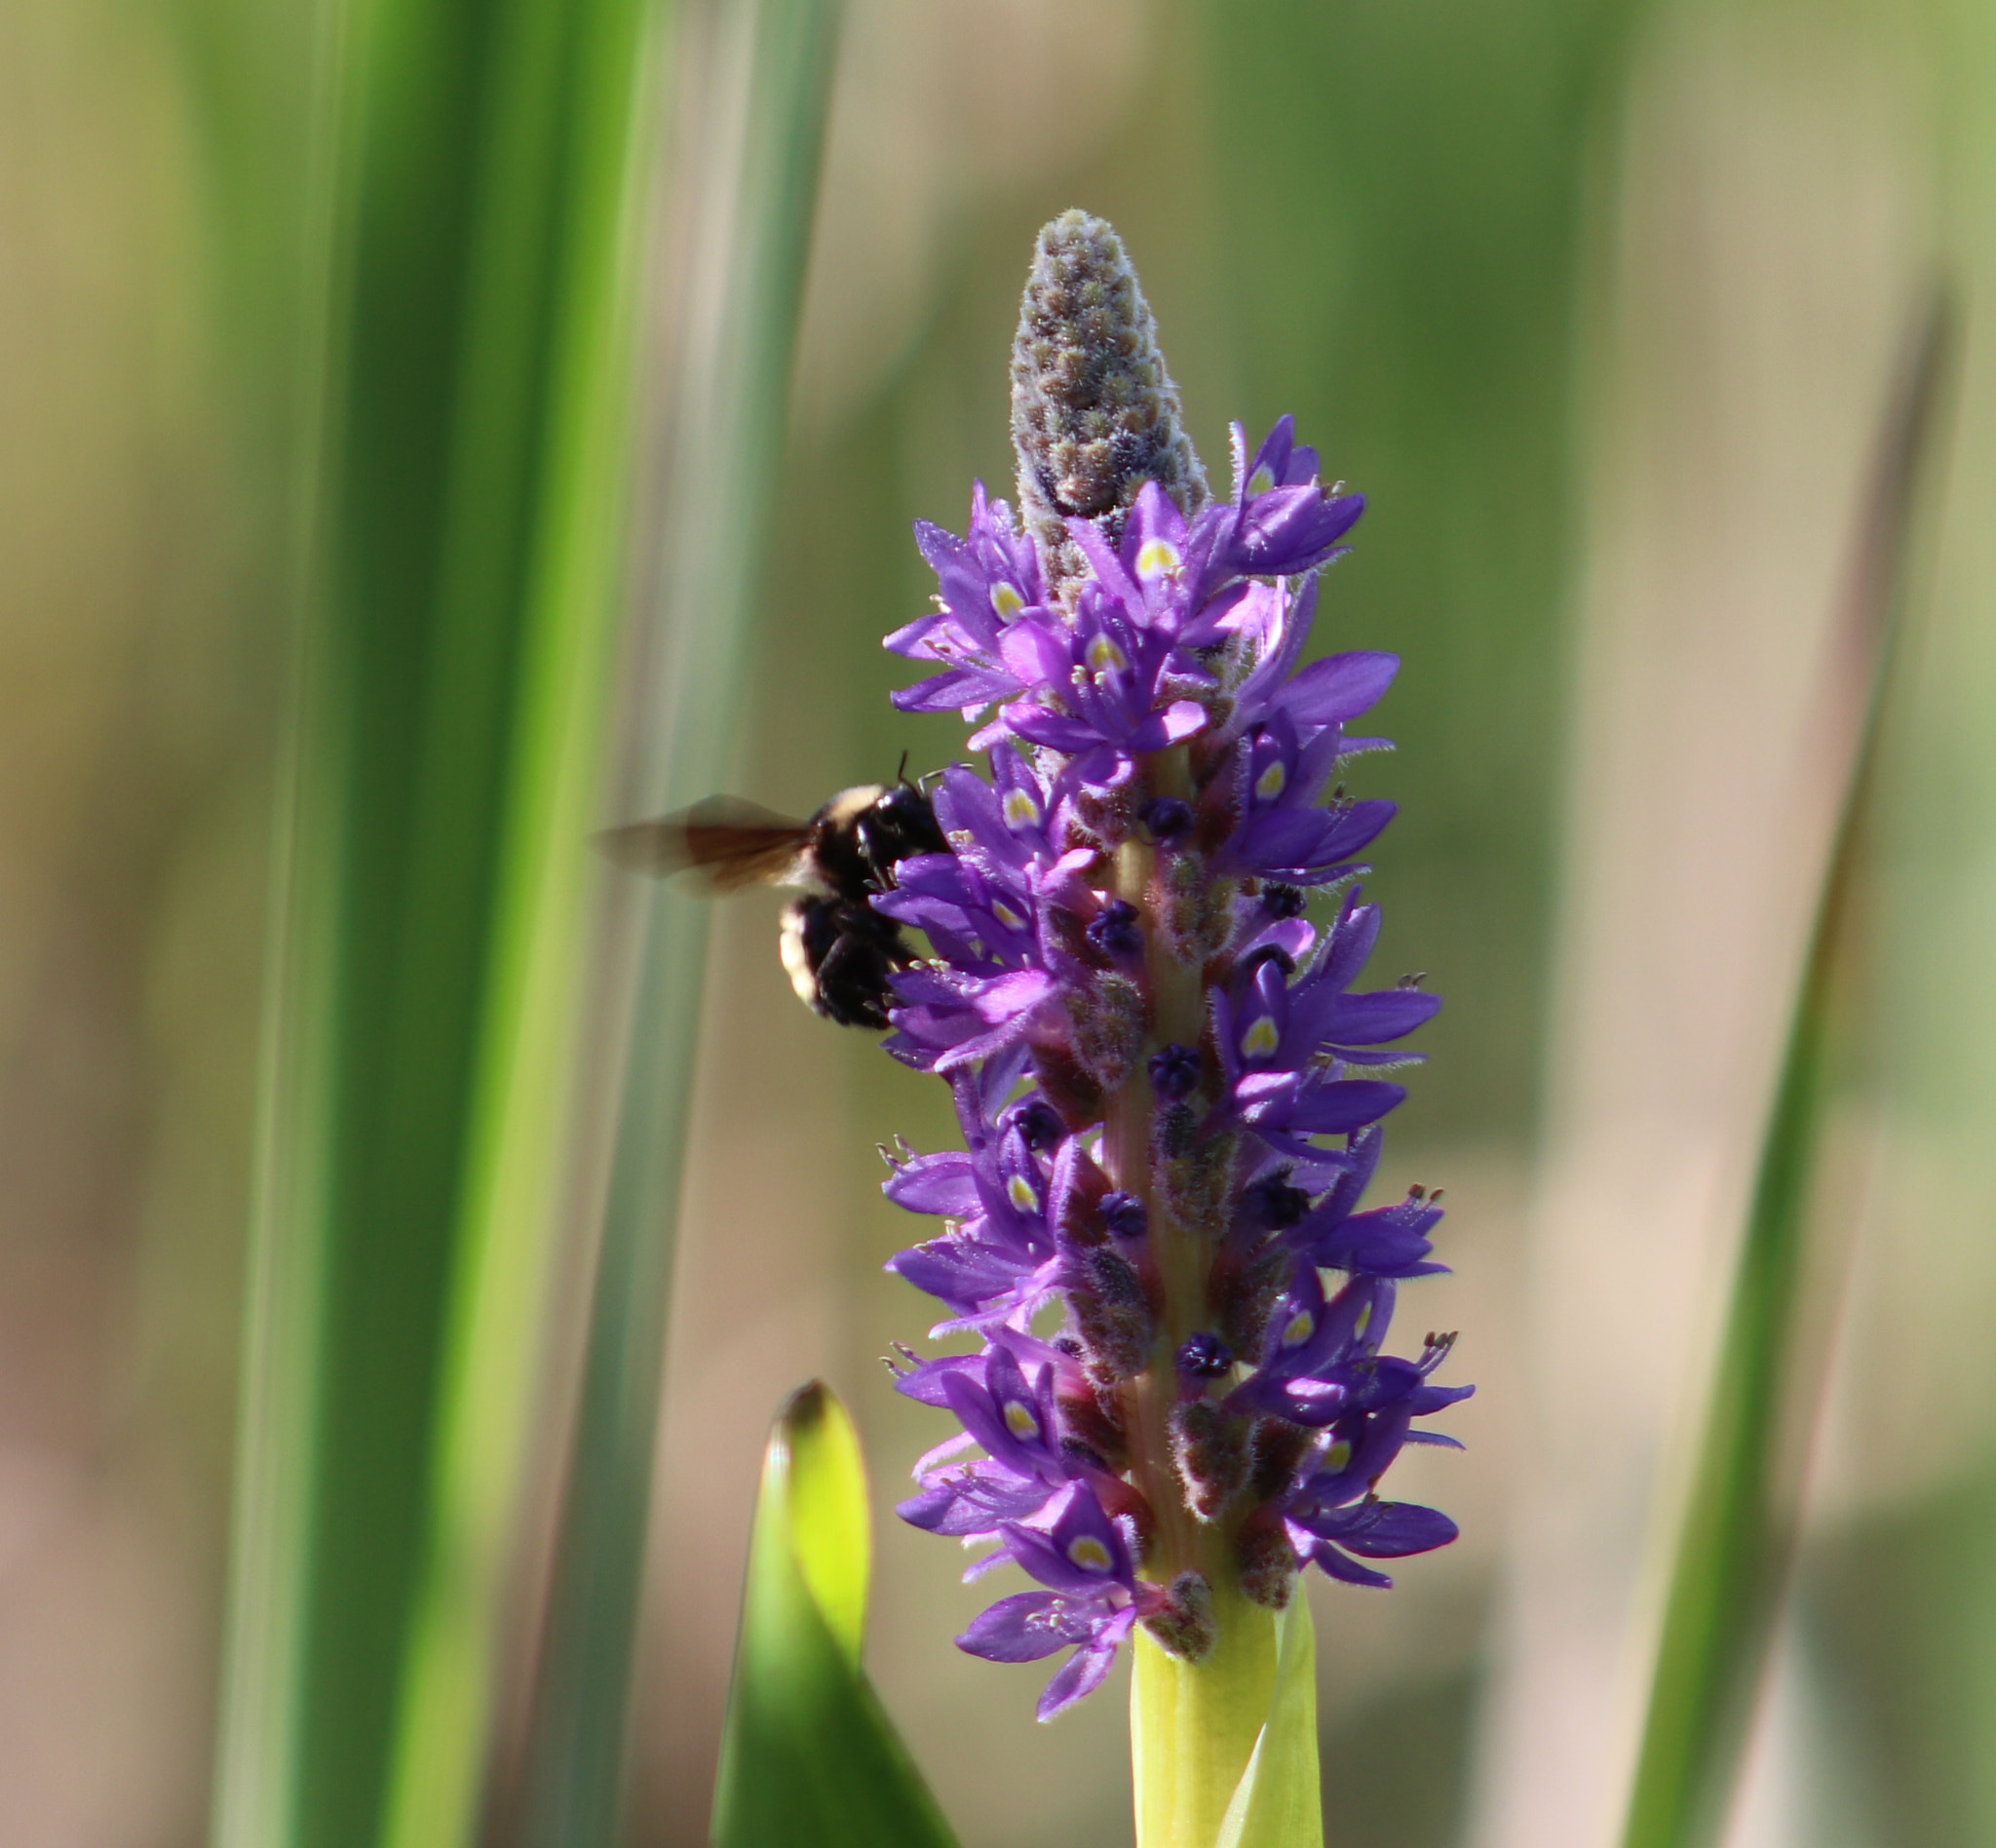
top-left (869, 212), bottom-right (1468, 1720)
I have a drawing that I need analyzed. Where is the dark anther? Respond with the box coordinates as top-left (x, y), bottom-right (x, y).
top-left (1086, 899), bottom-right (1143, 958)
top-left (1239, 1171), bottom-right (1313, 1231)
top-left (1397, 971), bottom-right (1428, 989)
top-left (1408, 1184), bottom-right (1426, 1202)
top-left (1139, 796), bottom-right (1194, 843)
top-left (1237, 943), bottom-right (1296, 979)
top-left (1148, 1042), bottom-right (1202, 1100)
top-left (1261, 882), bottom-right (1307, 918)
top-left (1177, 1332), bottom-right (1235, 1378)
top-left (1011, 1097), bottom-right (1066, 1151)
top-left (1101, 1191), bottom-right (1149, 1241)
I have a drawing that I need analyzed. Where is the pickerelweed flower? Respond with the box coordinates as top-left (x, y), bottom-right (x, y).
top-left (877, 211), bottom-right (1471, 1742)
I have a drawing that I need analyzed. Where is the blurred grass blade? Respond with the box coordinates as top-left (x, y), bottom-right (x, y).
top-left (1214, 1598), bottom-right (1322, 1848)
top-left (1619, 293), bottom-right (1954, 1848)
top-left (512, 2), bottom-right (844, 1843)
top-left (710, 1383), bottom-right (960, 1848)
top-left (212, 0), bottom-right (668, 1840)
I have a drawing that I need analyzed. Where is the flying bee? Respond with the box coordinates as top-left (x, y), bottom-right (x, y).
top-left (596, 776), bottom-right (948, 1029)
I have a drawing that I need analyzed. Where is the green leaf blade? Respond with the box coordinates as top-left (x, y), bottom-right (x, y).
top-left (1618, 294), bottom-right (1954, 1848)
top-left (710, 1382), bottom-right (959, 1848)
top-left (1215, 1597), bottom-right (1323, 1848)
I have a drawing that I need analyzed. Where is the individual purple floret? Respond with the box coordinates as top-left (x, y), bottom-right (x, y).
top-left (872, 211), bottom-right (1469, 1721)
top-left (955, 1482), bottom-right (1164, 1720)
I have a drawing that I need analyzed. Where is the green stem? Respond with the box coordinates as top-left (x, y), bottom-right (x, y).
top-left (1110, 743), bottom-right (1286, 1846)
top-left (1132, 1585), bottom-right (1281, 1848)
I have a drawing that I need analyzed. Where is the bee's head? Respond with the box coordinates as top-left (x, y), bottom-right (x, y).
top-left (859, 777), bottom-right (948, 873)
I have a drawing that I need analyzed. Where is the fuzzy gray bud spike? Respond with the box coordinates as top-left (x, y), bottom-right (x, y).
top-left (1011, 211), bottom-right (1209, 602)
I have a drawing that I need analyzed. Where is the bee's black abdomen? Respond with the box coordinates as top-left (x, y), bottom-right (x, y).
top-left (779, 893), bottom-right (912, 1030)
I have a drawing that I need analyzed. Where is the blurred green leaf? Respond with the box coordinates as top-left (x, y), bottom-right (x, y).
top-left (1619, 297), bottom-right (1952, 1848)
top-left (710, 1382), bottom-right (960, 1848)
top-left (780, 1379), bottom-right (871, 1663)
top-left (1215, 1598), bottom-right (1322, 1848)
top-left (211, 0), bottom-right (667, 1839)
top-left (512, 1), bottom-right (845, 1843)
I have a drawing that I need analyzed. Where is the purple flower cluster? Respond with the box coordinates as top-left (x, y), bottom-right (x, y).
top-left (874, 215), bottom-right (1470, 1720)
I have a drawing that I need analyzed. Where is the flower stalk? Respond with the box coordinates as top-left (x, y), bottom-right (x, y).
top-left (874, 212), bottom-right (1470, 1843)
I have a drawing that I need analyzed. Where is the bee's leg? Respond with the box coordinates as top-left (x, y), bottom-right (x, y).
top-left (813, 930), bottom-right (893, 1030)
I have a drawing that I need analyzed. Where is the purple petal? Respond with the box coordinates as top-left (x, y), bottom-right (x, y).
top-left (957, 1592), bottom-right (1091, 1663)
top-left (1322, 990), bottom-right (1442, 1046)
top-left (884, 1152), bottom-right (981, 1216)
top-left (1326, 1500), bottom-right (1460, 1559)
top-left (1036, 1628), bottom-right (1128, 1721)
top-left (1275, 651), bottom-right (1400, 727)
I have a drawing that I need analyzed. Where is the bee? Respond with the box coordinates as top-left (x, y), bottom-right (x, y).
top-left (597, 776), bottom-right (948, 1029)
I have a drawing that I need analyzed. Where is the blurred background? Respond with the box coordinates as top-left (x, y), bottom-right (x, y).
top-left (3, 0), bottom-right (1994, 1843)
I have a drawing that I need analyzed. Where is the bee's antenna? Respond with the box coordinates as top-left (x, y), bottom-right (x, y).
top-left (896, 749), bottom-right (910, 787)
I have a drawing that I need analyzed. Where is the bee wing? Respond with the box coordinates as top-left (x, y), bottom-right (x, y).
top-left (595, 795), bottom-right (809, 893)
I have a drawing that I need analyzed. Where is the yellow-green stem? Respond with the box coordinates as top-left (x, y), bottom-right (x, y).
top-left (1131, 1584), bottom-right (1281, 1848)
top-left (1107, 745), bottom-right (1286, 1845)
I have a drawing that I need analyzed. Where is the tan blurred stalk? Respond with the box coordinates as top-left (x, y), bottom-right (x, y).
top-left (1467, 4), bottom-right (1939, 1846)
top-left (0, 0), bottom-right (299, 1841)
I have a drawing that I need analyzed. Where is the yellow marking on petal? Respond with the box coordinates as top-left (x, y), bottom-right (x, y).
top-left (1007, 1174), bottom-right (1039, 1213)
top-left (1086, 634), bottom-right (1127, 674)
top-left (948, 829), bottom-right (976, 851)
top-left (1067, 1536), bottom-right (1114, 1573)
top-left (1242, 1016), bottom-right (1281, 1059)
top-left (1247, 463), bottom-right (1277, 495)
top-left (992, 902), bottom-right (1025, 931)
top-left (1355, 1301), bottom-right (1373, 1338)
top-left (1135, 538), bottom-right (1181, 579)
top-left (1256, 759), bottom-right (1287, 801)
top-left (1325, 1440), bottom-right (1353, 1473)
top-left (991, 582), bottom-right (1025, 619)
top-left (1283, 1309), bottom-right (1316, 1348)
top-left (1003, 789), bottom-right (1041, 829)
top-left (1004, 1401), bottom-right (1040, 1442)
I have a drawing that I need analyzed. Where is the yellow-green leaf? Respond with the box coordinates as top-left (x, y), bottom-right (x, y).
top-left (710, 1382), bottom-right (959, 1848)
top-left (1215, 1596), bottom-right (1322, 1848)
